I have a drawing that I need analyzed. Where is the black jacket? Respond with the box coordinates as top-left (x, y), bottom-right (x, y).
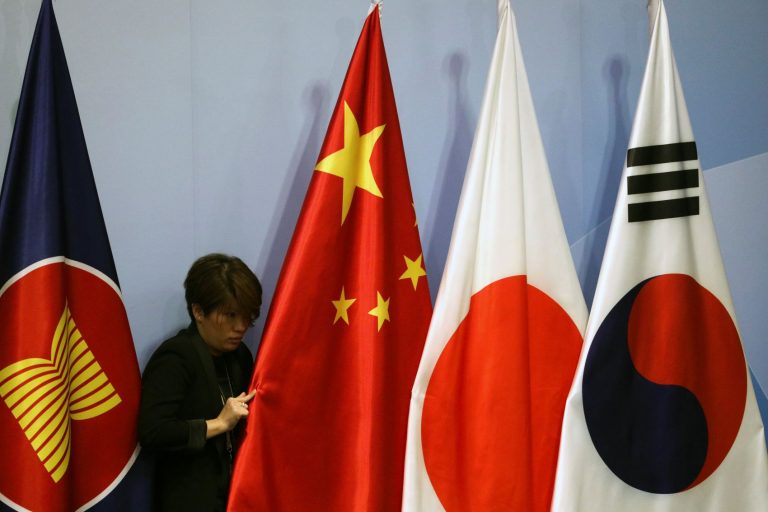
top-left (138, 325), bottom-right (253, 511)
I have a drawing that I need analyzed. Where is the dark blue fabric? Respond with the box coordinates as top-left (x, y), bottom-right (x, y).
top-left (0, 0), bottom-right (117, 288)
top-left (0, 2), bottom-right (151, 511)
top-left (583, 278), bottom-right (708, 494)
top-left (0, 451), bottom-right (154, 512)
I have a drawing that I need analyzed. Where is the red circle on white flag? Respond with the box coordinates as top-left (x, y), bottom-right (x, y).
top-left (422, 276), bottom-right (581, 511)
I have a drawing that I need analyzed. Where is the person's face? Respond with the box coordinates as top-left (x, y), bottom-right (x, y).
top-left (192, 303), bottom-right (252, 356)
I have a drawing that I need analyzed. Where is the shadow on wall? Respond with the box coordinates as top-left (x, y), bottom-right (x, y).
top-left (424, 52), bottom-right (474, 301)
top-left (752, 370), bottom-right (768, 448)
top-left (143, 294), bottom-right (190, 367)
top-left (581, 56), bottom-right (631, 307)
top-left (0, 0), bottom-right (36, 180)
top-left (253, 83), bottom-right (330, 353)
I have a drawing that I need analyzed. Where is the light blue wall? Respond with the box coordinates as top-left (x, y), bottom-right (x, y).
top-left (1, 0), bottom-right (766, 419)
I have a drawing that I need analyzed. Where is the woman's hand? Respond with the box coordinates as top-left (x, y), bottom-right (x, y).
top-left (205, 390), bottom-right (256, 439)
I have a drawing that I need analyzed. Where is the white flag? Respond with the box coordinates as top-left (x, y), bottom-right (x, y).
top-left (551, 2), bottom-right (768, 511)
top-left (402, 1), bottom-right (586, 510)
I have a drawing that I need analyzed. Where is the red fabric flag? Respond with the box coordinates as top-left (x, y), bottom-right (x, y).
top-left (228, 6), bottom-right (432, 511)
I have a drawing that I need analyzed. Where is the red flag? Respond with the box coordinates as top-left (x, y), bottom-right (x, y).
top-left (228, 5), bottom-right (432, 511)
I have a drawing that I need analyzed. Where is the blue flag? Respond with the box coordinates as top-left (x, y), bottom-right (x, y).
top-left (0, 1), bottom-right (142, 510)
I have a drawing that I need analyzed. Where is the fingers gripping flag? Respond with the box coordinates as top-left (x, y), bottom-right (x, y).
top-left (551, 2), bottom-right (768, 510)
top-left (402, 2), bottom-right (587, 511)
top-left (0, 1), bottom-right (141, 511)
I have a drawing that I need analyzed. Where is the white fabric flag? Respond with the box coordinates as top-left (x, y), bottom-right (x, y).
top-left (402, 1), bottom-right (587, 510)
top-left (551, 2), bottom-right (768, 511)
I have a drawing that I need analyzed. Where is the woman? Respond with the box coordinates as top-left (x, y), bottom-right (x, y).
top-left (138, 253), bottom-right (262, 511)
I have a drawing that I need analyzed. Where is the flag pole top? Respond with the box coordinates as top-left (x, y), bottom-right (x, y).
top-left (497, 0), bottom-right (509, 17)
top-left (497, 0), bottom-right (510, 28)
top-left (369, 0), bottom-right (382, 18)
top-left (647, 0), bottom-right (661, 36)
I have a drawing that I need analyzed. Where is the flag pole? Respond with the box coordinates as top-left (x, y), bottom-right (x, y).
top-left (497, 0), bottom-right (508, 28)
top-left (647, 0), bottom-right (660, 36)
top-left (369, 0), bottom-right (382, 17)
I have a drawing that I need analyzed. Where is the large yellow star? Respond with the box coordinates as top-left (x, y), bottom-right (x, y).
top-left (315, 102), bottom-right (385, 224)
top-left (399, 253), bottom-right (427, 290)
top-left (332, 287), bottom-right (356, 325)
top-left (368, 291), bottom-right (390, 332)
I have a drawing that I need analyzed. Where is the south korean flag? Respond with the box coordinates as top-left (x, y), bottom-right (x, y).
top-left (550, 1), bottom-right (768, 511)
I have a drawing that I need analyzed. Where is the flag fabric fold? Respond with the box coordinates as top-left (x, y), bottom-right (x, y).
top-left (0, 1), bottom-right (141, 511)
top-left (228, 5), bottom-right (432, 511)
top-left (402, 2), bottom-right (586, 510)
top-left (551, 2), bottom-right (768, 510)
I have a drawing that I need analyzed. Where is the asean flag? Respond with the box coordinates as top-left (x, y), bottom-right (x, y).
top-left (402, 1), bottom-right (587, 510)
top-left (228, 3), bottom-right (432, 511)
top-left (0, 1), bottom-right (141, 511)
top-left (551, 2), bottom-right (768, 510)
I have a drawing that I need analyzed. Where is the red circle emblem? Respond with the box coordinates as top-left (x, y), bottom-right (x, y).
top-left (421, 276), bottom-right (582, 511)
top-left (582, 274), bottom-right (747, 493)
top-left (0, 261), bottom-right (140, 511)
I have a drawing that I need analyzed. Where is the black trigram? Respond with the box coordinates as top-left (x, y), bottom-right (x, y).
top-left (626, 141), bottom-right (700, 223)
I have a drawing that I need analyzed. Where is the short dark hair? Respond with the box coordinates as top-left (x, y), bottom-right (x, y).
top-left (184, 253), bottom-right (262, 323)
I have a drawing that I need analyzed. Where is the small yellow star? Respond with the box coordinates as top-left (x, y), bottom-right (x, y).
top-left (399, 253), bottom-right (427, 290)
top-left (315, 102), bottom-right (385, 225)
top-left (332, 287), bottom-right (356, 325)
top-left (368, 291), bottom-right (390, 332)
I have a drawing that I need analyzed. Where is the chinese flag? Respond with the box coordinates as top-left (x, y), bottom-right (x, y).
top-left (228, 5), bottom-right (432, 511)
